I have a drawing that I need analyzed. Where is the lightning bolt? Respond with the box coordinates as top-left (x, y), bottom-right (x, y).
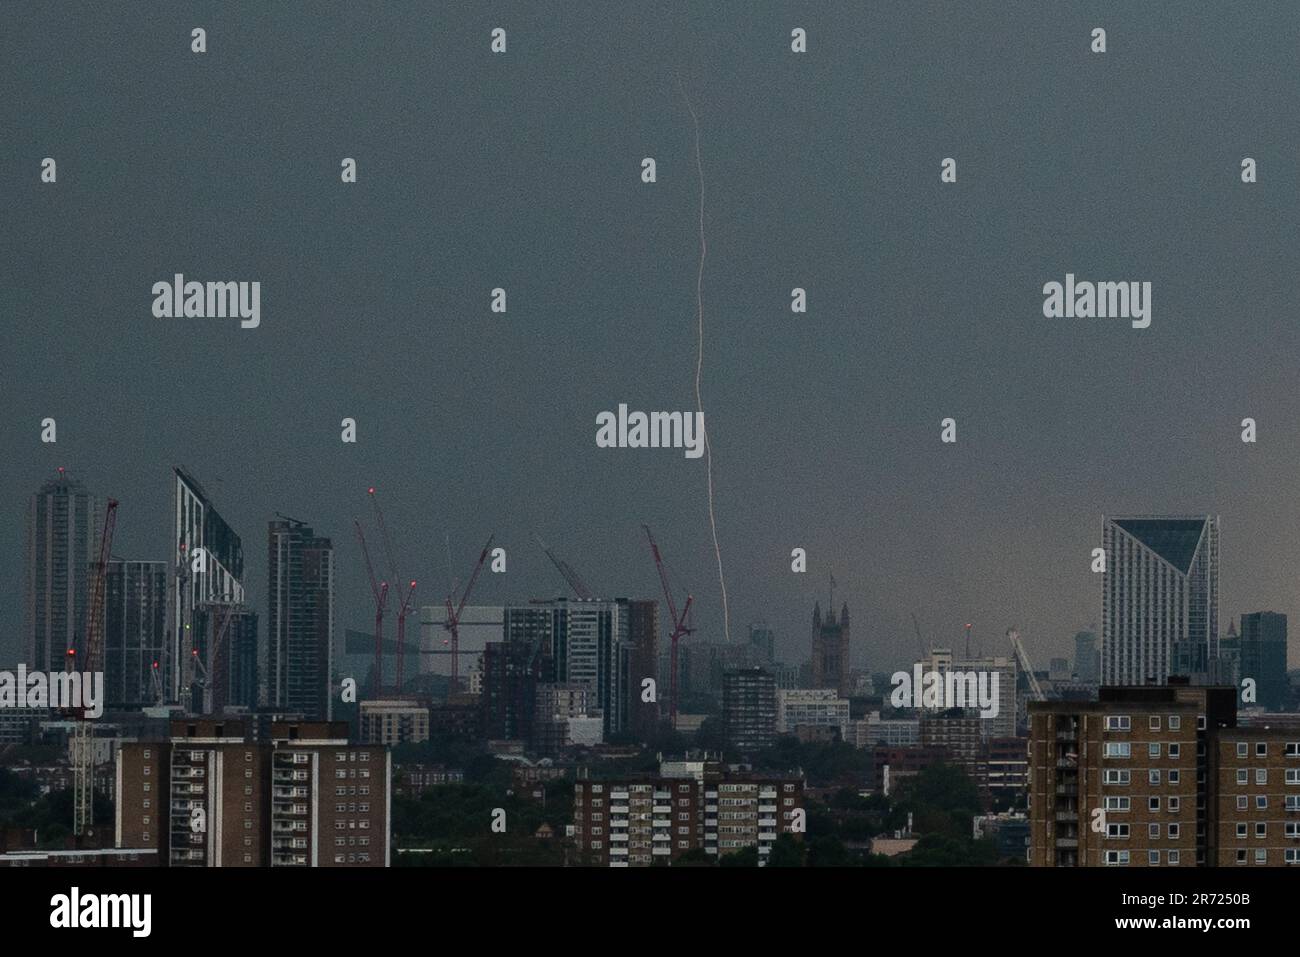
top-left (677, 74), bottom-right (731, 643)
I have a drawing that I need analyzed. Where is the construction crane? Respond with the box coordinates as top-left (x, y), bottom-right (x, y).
top-left (642, 524), bottom-right (694, 729)
top-left (534, 533), bottom-right (594, 600)
top-left (150, 661), bottom-right (165, 706)
top-left (1008, 627), bottom-right (1046, 702)
top-left (964, 622), bottom-right (973, 658)
top-left (443, 535), bottom-right (494, 693)
top-left (369, 488), bottom-right (416, 694)
top-left (72, 497), bottom-right (118, 839)
top-left (191, 602), bottom-right (236, 711)
top-left (354, 520), bottom-right (389, 698)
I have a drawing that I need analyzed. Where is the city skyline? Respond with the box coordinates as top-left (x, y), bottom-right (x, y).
top-left (7, 464), bottom-right (1300, 683)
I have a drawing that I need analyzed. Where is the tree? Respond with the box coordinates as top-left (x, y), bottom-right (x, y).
top-left (806, 835), bottom-right (849, 867)
top-left (718, 846), bottom-right (760, 867)
top-left (766, 833), bottom-right (805, 867)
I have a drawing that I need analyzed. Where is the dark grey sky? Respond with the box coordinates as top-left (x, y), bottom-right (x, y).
top-left (5, 2), bottom-right (1300, 673)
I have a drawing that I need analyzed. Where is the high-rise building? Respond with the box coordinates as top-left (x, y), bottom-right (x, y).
top-left (1239, 612), bottom-right (1288, 711)
top-left (1028, 683), bottom-right (1237, 867)
top-left (115, 719), bottom-right (390, 867)
top-left (1100, 515), bottom-right (1220, 685)
top-left (24, 473), bottom-right (102, 674)
top-left (625, 599), bottom-right (659, 739)
top-left (722, 667), bottom-right (776, 752)
top-left (912, 649), bottom-right (1018, 740)
top-left (480, 639), bottom-right (543, 740)
top-left (1074, 630), bottom-right (1099, 683)
top-left (171, 468), bottom-right (244, 700)
top-left (103, 560), bottom-right (167, 709)
top-left (748, 622), bottom-right (776, 663)
top-left (267, 519), bottom-right (334, 721)
top-left (810, 602), bottom-right (851, 696)
top-left (777, 688), bottom-right (850, 739)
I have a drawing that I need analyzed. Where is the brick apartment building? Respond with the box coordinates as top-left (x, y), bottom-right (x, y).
top-left (1026, 682), bottom-right (1300, 867)
top-left (115, 718), bottom-right (390, 867)
top-left (572, 773), bottom-right (803, 866)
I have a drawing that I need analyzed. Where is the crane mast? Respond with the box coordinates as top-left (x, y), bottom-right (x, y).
top-left (73, 497), bottom-right (117, 839)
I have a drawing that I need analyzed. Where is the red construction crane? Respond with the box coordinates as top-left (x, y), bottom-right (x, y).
top-left (369, 487), bottom-right (416, 694)
top-left (72, 496), bottom-right (117, 838)
top-left (444, 535), bottom-right (494, 693)
top-left (354, 519), bottom-right (389, 698)
top-left (642, 524), bottom-right (694, 729)
top-left (533, 533), bottom-right (594, 600)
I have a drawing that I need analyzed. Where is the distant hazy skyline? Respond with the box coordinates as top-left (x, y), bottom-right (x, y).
top-left (5, 3), bottom-right (1300, 674)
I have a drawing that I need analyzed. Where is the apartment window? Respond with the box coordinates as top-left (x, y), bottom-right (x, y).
top-left (142, 832), bottom-right (149, 842)
top-left (143, 749), bottom-right (151, 759)
top-left (1104, 742), bottom-right (1131, 758)
top-left (1287, 742), bottom-right (1300, 757)
top-left (336, 804), bottom-right (346, 813)
top-left (1288, 769), bottom-right (1300, 785)
top-left (678, 840), bottom-right (689, 848)
top-left (591, 827), bottom-right (602, 836)
top-left (591, 785), bottom-right (603, 793)
top-left (1289, 796), bottom-right (1300, 810)
top-left (360, 752), bottom-right (370, 762)
top-left (1236, 850), bottom-right (1247, 865)
top-left (1106, 823), bottom-right (1129, 838)
top-left (1237, 795), bottom-right (1248, 810)
top-left (1148, 823), bottom-right (1159, 839)
top-left (1103, 770), bottom-right (1130, 785)
top-left (1256, 849), bottom-right (1267, 864)
top-left (1169, 770), bottom-right (1180, 784)
top-left (336, 770), bottom-right (347, 780)
top-left (1288, 849), bottom-right (1300, 865)
top-left (1148, 850), bottom-right (1160, 866)
top-left (142, 816), bottom-right (150, 826)
top-left (1104, 850), bottom-right (1129, 865)
top-left (142, 800), bottom-right (150, 809)
top-left (1237, 823), bottom-right (1248, 839)
top-left (143, 783), bottom-right (150, 793)
top-left (783, 784), bottom-right (795, 792)
top-left (244, 821), bottom-right (251, 830)
top-left (1148, 797), bottom-right (1160, 811)
top-left (1168, 797), bottom-right (1180, 812)
top-left (1256, 769), bottom-right (1268, 785)
top-left (243, 854), bottom-right (252, 863)
top-left (1168, 824), bottom-right (1179, 839)
top-left (335, 854), bottom-right (345, 864)
top-left (245, 751), bottom-right (252, 761)
top-left (1237, 742), bottom-right (1249, 758)
top-left (143, 767), bottom-right (150, 776)
top-left (1105, 716), bottom-right (1131, 731)
top-left (1149, 716), bottom-right (1161, 731)
top-left (678, 813), bottom-right (689, 821)
top-left (1237, 770), bottom-right (1249, 785)
top-left (1197, 716), bottom-right (1206, 730)
top-left (1168, 850), bottom-right (1180, 865)
top-left (591, 841), bottom-right (602, 850)
top-left (244, 769), bottom-right (252, 779)
top-left (1148, 770), bottom-right (1160, 785)
top-left (1168, 716), bottom-right (1181, 730)
top-left (1257, 796), bottom-right (1268, 809)
top-left (359, 803), bottom-right (369, 812)
top-left (1256, 823), bottom-right (1267, 838)
top-left (1104, 796), bottom-right (1130, 811)
top-left (1258, 742), bottom-right (1268, 757)
top-left (1148, 743), bottom-right (1160, 758)
top-left (244, 786), bottom-right (251, 796)
top-left (1168, 743), bottom-right (1180, 758)
top-left (1287, 823), bottom-right (1300, 839)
